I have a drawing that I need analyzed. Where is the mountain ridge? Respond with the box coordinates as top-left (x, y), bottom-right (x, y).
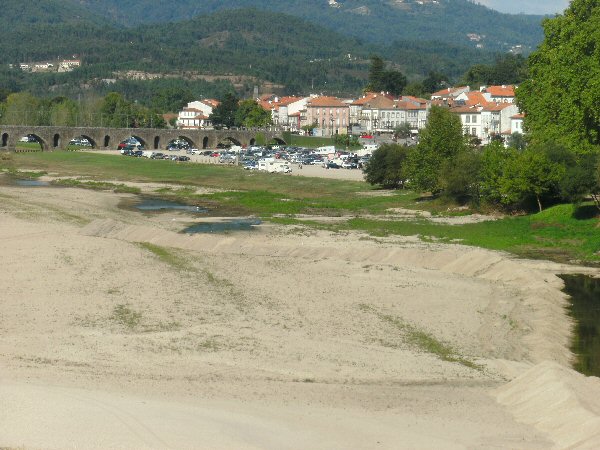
top-left (74, 0), bottom-right (545, 51)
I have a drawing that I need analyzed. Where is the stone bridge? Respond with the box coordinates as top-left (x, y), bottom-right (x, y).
top-left (0, 125), bottom-right (286, 151)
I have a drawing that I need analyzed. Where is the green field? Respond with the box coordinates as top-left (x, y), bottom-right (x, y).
top-left (2, 151), bottom-right (599, 265)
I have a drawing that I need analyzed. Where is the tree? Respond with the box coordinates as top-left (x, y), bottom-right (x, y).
top-left (408, 106), bottom-right (466, 194)
top-left (366, 55), bottom-right (406, 95)
top-left (438, 146), bottom-right (482, 204)
top-left (479, 141), bottom-right (518, 206)
top-left (516, 0), bottom-right (600, 154)
top-left (210, 92), bottom-right (238, 129)
top-left (363, 144), bottom-right (410, 189)
top-left (101, 92), bottom-right (135, 128)
top-left (560, 151), bottom-right (600, 212)
top-left (421, 71), bottom-right (448, 94)
top-left (366, 55), bottom-right (386, 92)
top-left (506, 132), bottom-right (527, 151)
top-left (393, 122), bottom-right (412, 140)
top-left (234, 100), bottom-right (271, 128)
top-left (1, 92), bottom-right (40, 125)
top-left (499, 145), bottom-right (566, 212)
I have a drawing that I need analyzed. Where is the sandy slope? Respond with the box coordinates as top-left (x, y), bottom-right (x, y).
top-left (0, 182), bottom-right (598, 449)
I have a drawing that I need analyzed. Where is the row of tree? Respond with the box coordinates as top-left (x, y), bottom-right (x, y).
top-left (364, 106), bottom-right (600, 213)
top-left (0, 92), bottom-right (165, 128)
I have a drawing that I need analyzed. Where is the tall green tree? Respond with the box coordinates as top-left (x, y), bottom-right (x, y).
top-left (517, 0), bottom-right (600, 154)
top-left (363, 144), bottom-right (410, 189)
top-left (366, 55), bottom-right (407, 95)
top-left (408, 106), bottom-right (466, 194)
top-left (210, 93), bottom-right (238, 129)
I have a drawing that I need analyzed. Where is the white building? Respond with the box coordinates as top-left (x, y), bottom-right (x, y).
top-left (176, 99), bottom-right (219, 129)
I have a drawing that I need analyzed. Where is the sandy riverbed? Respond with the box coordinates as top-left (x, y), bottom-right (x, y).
top-left (1, 178), bottom-right (599, 449)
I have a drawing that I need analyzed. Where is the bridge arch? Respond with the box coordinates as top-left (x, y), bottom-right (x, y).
top-left (202, 136), bottom-right (209, 149)
top-left (104, 135), bottom-right (111, 148)
top-left (53, 134), bottom-right (61, 149)
top-left (2, 133), bottom-right (8, 148)
top-left (22, 134), bottom-right (46, 151)
top-left (153, 136), bottom-right (160, 150)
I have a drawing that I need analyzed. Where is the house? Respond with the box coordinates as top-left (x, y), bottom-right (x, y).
top-left (430, 86), bottom-right (470, 104)
top-left (58, 59), bottom-right (81, 72)
top-left (304, 96), bottom-right (349, 136)
top-left (510, 113), bottom-right (525, 134)
top-left (451, 102), bottom-right (518, 144)
top-left (480, 85), bottom-right (516, 103)
top-left (176, 99), bottom-right (220, 129)
top-left (258, 96), bottom-right (308, 130)
top-left (358, 95), bottom-right (429, 134)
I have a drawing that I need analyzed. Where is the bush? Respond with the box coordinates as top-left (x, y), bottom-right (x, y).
top-left (363, 144), bottom-right (410, 189)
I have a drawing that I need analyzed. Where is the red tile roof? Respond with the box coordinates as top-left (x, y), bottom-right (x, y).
top-left (484, 85), bottom-right (515, 97)
top-left (307, 96), bottom-right (347, 107)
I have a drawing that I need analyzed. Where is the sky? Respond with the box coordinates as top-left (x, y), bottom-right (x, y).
top-left (476, 0), bottom-right (571, 15)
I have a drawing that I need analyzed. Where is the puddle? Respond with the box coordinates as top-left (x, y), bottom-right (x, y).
top-left (14, 179), bottom-right (50, 187)
top-left (182, 218), bottom-right (262, 234)
top-left (560, 274), bottom-right (600, 377)
top-left (134, 198), bottom-right (208, 213)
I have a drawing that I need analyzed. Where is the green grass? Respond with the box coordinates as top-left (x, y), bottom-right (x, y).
top-left (360, 304), bottom-right (481, 370)
top-left (137, 242), bottom-right (193, 271)
top-left (51, 178), bottom-right (141, 193)
top-left (4, 151), bottom-right (599, 265)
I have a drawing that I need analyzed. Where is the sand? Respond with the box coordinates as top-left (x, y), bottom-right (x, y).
top-left (0, 178), bottom-right (599, 449)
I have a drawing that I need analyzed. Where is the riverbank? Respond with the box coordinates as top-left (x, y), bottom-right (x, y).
top-left (1, 181), bottom-right (599, 448)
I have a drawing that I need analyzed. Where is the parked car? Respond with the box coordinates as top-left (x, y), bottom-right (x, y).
top-left (177, 155), bottom-right (190, 161)
top-left (133, 150), bottom-right (144, 157)
top-left (151, 153), bottom-right (165, 159)
top-left (325, 162), bottom-right (341, 169)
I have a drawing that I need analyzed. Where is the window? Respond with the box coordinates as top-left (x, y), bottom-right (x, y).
top-left (465, 115), bottom-right (470, 123)
top-left (472, 127), bottom-right (477, 135)
top-left (471, 115), bottom-right (478, 123)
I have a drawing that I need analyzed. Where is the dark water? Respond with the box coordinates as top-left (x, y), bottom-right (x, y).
top-left (15, 179), bottom-right (50, 186)
top-left (183, 218), bottom-right (262, 234)
top-left (134, 198), bottom-right (208, 213)
top-left (560, 274), bottom-right (600, 377)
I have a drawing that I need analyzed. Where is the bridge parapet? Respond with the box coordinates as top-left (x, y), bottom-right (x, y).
top-left (0, 126), bottom-right (286, 151)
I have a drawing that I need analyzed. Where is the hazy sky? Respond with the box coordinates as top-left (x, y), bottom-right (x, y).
top-left (477, 0), bottom-right (571, 15)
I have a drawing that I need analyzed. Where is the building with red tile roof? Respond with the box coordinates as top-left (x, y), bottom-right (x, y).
top-left (305, 96), bottom-right (350, 136)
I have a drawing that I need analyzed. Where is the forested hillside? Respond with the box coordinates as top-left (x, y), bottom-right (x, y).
top-left (76, 0), bottom-right (545, 51)
top-left (1, 5), bottom-right (498, 99)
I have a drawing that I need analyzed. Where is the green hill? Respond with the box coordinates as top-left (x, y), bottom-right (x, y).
top-left (76, 0), bottom-right (545, 51)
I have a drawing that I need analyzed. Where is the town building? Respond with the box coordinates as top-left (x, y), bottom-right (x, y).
top-left (176, 99), bottom-right (220, 129)
top-left (303, 96), bottom-right (349, 137)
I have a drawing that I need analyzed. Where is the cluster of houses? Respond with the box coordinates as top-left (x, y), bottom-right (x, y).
top-left (13, 59), bottom-right (81, 73)
top-left (175, 84), bottom-right (524, 145)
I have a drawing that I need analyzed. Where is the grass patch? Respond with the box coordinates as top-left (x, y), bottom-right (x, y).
top-left (111, 304), bottom-right (143, 330)
top-left (360, 304), bottom-right (481, 370)
top-left (50, 178), bottom-right (141, 194)
top-left (136, 242), bottom-right (192, 271)
top-left (7, 151), bottom-right (599, 265)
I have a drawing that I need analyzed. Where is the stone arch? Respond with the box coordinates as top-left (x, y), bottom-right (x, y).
top-left (130, 135), bottom-right (146, 148)
top-left (271, 137), bottom-right (287, 145)
top-left (202, 136), bottom-right (209, 149)
top-left (22, 134), bottom-right (46, 151)
top-left (224, 136), bottom-right (241, 146)
top-left (104, 135), bottom-right (111, 148)
top-left (1, 133), bottom-right (8, 148)
top-left (79, 134), bottom-right (96, 148)
top-left (249, 138), bottom-right (256, 146)
top-left (53, 134), bottom-right (61, 149)
top-left (153, 136), bottom-right (160, 150)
